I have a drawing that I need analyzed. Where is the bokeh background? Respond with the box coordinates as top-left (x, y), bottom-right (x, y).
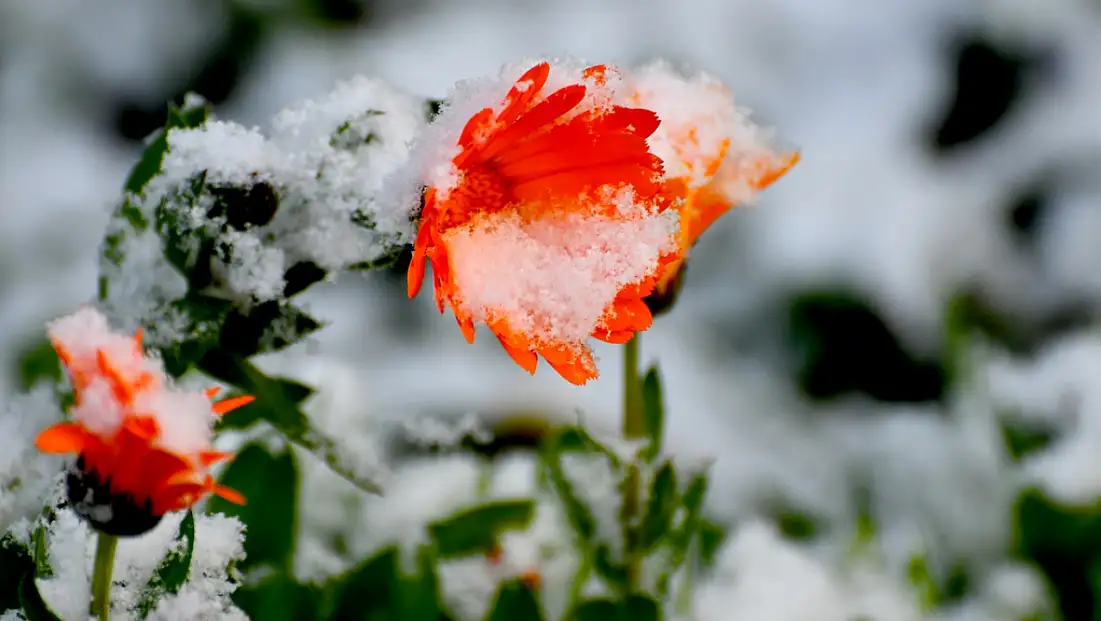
top-left (2, 0), bottom-right (1101, 618)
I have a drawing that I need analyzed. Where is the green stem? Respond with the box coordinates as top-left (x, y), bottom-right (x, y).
top-left (622, 335), bottom-right (644, 438)
top-left (621, 335), bottom-right (644, 590)
top-left (90, 532), bottom-right (118, 621)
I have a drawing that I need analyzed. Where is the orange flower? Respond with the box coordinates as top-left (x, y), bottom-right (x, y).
top-left (407, 61), bottom-right (679, 385)
top-left (34, 307), bottom-right (254, 536)
top-left (629, 62), bottom-right (799, 299)
top-left (406, 60), bottom-right (796, 384)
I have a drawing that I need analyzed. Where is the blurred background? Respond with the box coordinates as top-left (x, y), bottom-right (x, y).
top-left (2, 0), bottom-right (1100, 618)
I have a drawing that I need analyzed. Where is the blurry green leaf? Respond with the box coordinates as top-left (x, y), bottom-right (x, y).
top-left (325, 546), bottom-right (399, 621)
top-left (0, 536), bottom-right (33, 610)
top-left (485, 580), bottom-right (542, 621)
top-left (592, 544), bottom-right (627, 590)
top-left (210, 444), bottom-right (298, 572)
top-left (908, 552), bottom-right (939, 611)
top-left (640, 366), bottom-right (665, 462)
top-left (15, 337), bottom-right (60, 391)
top-left (31, 522), bottom-right (51, 579)
top-left (1015, 488), bottom-right (1101, 619)
top-left (567, 595), bottom-right (659, 621)
top-left (555, 426), bottom-right (620, 465)
top-left (235, 572), bottom-right (323, 621)
top-left (201, 353), bottom-right (381, 494)
top-left (18, 574), bottom-right (62, 621)
top-left (429, 499), bottom-right (535, 560)
top-left (394, 544), bottom-right (445, 621)
top-left (698, 519), bottom-right (728, 569)
top-left (773, 505), bottom-right (820, 541)
top-left (657, 472), bottom-right (710, 598)
top-left (638, 461), bottom-right (677, 552)
top-left (138, 511), bottom-right (196, 618)
top-left (1001, 420), bottom-right (1057, 462)
top-left (542, 438), bottom-right (597, 543)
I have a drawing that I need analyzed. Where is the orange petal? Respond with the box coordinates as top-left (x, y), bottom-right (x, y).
top-left (539, 345), bottom-right (598, 386)
top-left (204, 386), bottom-right (222, 399)
top-left (212, 484), bottom-right (246, 505)
top-left (35, 422), bottom-right (88, 454)
top-left (212, 395), bottom-right (255, 416)
top-left (133, 327), bottom-right (144, 352)
top-left (124, 415), bottom-right (160, 440)
top-left (495, 334), bottom-right (538, 375)
top-left (199, 450), bottom-right (232, 467)
top-left (754, 151), bottom-right (800, 190)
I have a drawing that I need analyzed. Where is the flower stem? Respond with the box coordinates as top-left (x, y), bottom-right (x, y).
top-left (621, 334), bottom-right (644, 590)
top-left (90, 532), bottom-right (118, 621)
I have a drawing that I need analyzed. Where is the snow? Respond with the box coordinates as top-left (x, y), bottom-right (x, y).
top-left (33, 509), bottom-right (246, 620)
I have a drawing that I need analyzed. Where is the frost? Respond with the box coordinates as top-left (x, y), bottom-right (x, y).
top-left (0, 387), bottom-right (63, 535)
top-left (101, 75), bottom-right (426, 336)
top-left (35, 509), bottom-right (246, 621)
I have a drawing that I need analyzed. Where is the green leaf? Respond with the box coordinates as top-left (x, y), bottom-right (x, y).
top-left (908, 552), bottom-right (939, 611)
top-left (429, 499), bottom-right (536, 560)
top-left (1014, 488), bottom-right (1101, 619)
top-left (697, 519), bottom-right (728, 569)
top-left (101, 98), bottom-right (209, 301)
top-left (138, 511), bottom-right (196, 617)
top-left (485, 580), bottom-right (543, 621)
top-left (15, 337), bottom-right (61, 391)
top-left (638, 461), bottom-right (677, 552)
top-left (199, 353), bottom-right (381, 494)
top-left (125, 98), bottom-right (209, 196)
top-left (656, 472), bottom-right (710, 598)
top-left (568, 595), bottom-right (660, 621)
top-left (153, 294), bottom-right (232, 378)
top-left (155, 172), bottom-right (214, 289)
top-left (640, 366), bottom-right (665, 461)
top-left (219, 300), bottom-right (325, 359)
top-left (394, 544), bottom-right (445, 621)
top-left (542, 440), bottom-right (597, 543)
top-left (234, 572), bottom-right (323, 621)
top-left (0, 536), bottom-right (33, 611)
top-left (18, 574), bottom-right (63, 621)
top-left (592, 544), bottom-right (628, 589)
top-left (325, 547), bottom-right (399, 621)
top-left (31, 521), bottom-right (52, 579)
top-left (209, 444), bottom-right (298, 572)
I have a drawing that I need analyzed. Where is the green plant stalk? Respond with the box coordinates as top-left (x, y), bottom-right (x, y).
top-left (90, 532), bottom-right (118, 620)
top-left (621, 335), bottom-right (644, 590)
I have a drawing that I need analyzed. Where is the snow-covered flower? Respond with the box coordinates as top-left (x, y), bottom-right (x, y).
top-left (405, 59), bottom-right (795, 384)
top-left (33, 307), bottom-right (253, 536)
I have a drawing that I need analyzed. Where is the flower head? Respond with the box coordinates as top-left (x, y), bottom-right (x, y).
top-left (406, 59), bottom-right (795, 384)
top-left (34, 307), bottom-right (254, 536)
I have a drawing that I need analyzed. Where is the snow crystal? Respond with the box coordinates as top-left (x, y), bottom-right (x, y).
top-left (445, 207), bottom-right (678, 346)
top-left (0, 610), bottom-right (26, 621)
top-left (0, 386), bottom-right (64, 535)
top-left (220, 230), bottom-right (287, 302)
